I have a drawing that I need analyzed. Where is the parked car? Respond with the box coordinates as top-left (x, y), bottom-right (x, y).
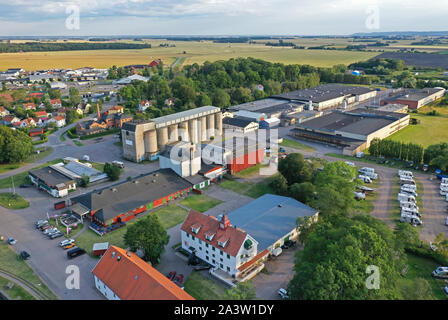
top-left (67, 247), bottom-right (86, 259)
top-left (443, 286), bottom-right (448, 295)
top-left (50, 232), bottom-right (64, 239)
top-left (167, 271), bottom-right (176, 280)
top-left (63, 243), bottom-right (75, 250)
top-left (446, 217), bottom-right (448, 226)
top-left (277, 288), bottom-right (289, 299)
top-left (173, 274), bottom-right (184, 285)
top-left (7, 237), bottom-right (17, 245)
top-left (19, 184), bottom-right (32, 188)
top-left (20, 251), bottom-right (30, 260)
top-left (59, 239), bottom-right (75, 247)
top-left (284, 240), bottom-right (296, 247)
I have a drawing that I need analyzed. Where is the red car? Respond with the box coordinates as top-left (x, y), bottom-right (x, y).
top-left (173, 274), bottom-right (184, 285)
top-left (167, 271), bottom-right (176, 280)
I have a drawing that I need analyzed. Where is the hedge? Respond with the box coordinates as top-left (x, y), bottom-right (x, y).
top-left (79, 128), bottom-right (120, 140)
top-left (405, 244), bottom-right (448, 266)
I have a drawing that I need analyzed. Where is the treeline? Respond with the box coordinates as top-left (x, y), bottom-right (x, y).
top-left (118, 57), bottom-right (377, 118)
top-left (370, 139), bottom-right (448, 171)
top-left (0, 126), bottom-right (33, 164)
top-left (0, 42), bottom-right (151, 53)
top-left (369, 138), bottom-right (424, 164)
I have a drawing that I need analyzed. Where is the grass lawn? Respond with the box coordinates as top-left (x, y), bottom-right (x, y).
top-left (280, 138), bottom-right (316, 152)
top-left (75, 204), bottom-right (188, 257)
top-left (0, 276), bottom-right (36, 300)
top-left (0, 146), bottom-right (53, 175)
top-left (73, 140), bottom-right (84, 147)
top-left (179, 194), bottom-right (222, 213)
top-left (354, 178), bottom-right (380, 214)
top-left (184, 271), bottom-right (226, 300)
top-left (233, 163), bottom-right (270, 178)
top-left (386, 114), bottom-right (448, 147)
top-left (0, 193), bottom-right (30, 210)
top-left (219, 176), bottom-right (276, 199)
top-left (398, 253), bottom-right (447, 300)
top-left (0, 158), bottom-right (63, 189)
top-left (0, 242), bottom-right (57, 299)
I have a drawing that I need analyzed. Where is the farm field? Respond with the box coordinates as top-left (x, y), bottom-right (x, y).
top-left (386, 114), bottom-right (448, 147)
top-left (0, 40), bottom-right (379, 70)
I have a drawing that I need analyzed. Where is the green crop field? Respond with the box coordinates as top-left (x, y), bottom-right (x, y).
top-left (0, 40), bottom-right (380, 70)
top-left (386, 114), bottom-right (448, 147)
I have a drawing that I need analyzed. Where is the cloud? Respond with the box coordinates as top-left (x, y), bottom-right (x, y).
top-left (0, 0), bottom-right (447, 35)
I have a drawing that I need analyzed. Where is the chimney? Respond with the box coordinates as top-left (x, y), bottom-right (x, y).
top-left (96, 103), bottom-right (100, 119)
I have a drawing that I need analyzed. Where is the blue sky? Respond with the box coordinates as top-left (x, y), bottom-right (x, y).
top-left (0, 0), bottom-right (447, 36)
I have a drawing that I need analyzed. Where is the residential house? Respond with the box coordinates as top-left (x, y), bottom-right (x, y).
top-left (149, 59), bottom-right (162, 68)
top-left (48, 115), bottom-right (66, 128)
top-left (139, 100), bottom-right (152, 112)
top-left (0, 106), bottom-right (9, 117)
top-left (34, 111), bottom-right (48, 118)
top-left (22, 103), bottom-right (36, 111)
top-left (50, 99), bottom-right (62, 108)
top-left (57, 108), bottom-right (68, 117)
top-left (107, 105), bottom-right (124, 115)
top-left (1, 115), bottom-right (20, 125)
top-left (92, 246), bottom-right (194, 300)
top-left (76, 120), bottom-right (107, 136)
top-left (76, 103), bottom-right (91, 114)
top-left (164, 98), bottom-right (175, 108)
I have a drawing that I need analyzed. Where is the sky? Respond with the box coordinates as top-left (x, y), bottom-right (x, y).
top-left (0, 0), bottom-right (447, 36)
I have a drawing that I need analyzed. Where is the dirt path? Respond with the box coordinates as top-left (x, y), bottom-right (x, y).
top-left (370, 169), bottom-right (395, 228)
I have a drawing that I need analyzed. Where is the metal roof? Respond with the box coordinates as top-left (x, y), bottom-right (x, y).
top-left (226, 194), bottom-right (318, 251)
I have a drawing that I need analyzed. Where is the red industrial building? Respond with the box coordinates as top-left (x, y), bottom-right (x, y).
top-left (226, 137), bottom-right (264, 175)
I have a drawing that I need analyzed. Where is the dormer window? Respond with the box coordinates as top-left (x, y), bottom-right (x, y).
top-left (205, 232), bottom-right (215, 241)
top-left (218, 238), bottom-right (228, 248)
top-left (191, 223), bottom-right (201, 234)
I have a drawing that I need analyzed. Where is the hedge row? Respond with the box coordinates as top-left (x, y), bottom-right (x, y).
top-left (79, 128), bottom-right (120, 140)
top-left (405, 245), bottom-right (448, 266)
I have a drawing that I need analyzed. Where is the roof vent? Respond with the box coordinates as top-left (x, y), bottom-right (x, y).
top-left (112, 188), bottom-right (118, 192)
top-left (134, 180), bottom-right (139, 184)
top-left (152, 179), bottom-right (156, 183)
top-left (126, 251), bottom-right (131, 257)
top-left (117, 256), bottom-right (121, 261)
top-left (278, 204), bottom-right (283, 208)
top-left (112, 251), bottom-right (116, 258)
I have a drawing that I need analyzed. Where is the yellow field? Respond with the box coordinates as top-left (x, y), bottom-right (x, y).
top-left (0, 40), bottom-right (379, 70)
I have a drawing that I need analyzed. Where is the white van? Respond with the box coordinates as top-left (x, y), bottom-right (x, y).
top-left (441, 178), bottom-right (448, 184)
top-left (402, 184), bottom-right (417, 191)
top-left (432, 267), bottom-right (448, 279)
top-left (400, 213), bottom-right (422, 225)
top-left (399, 170), bottom-right (413, 178)
top-left (112, 160), bottom-right (125, 169)
top-left (400, 189), bottom-right (418, 197)
top-left (359, 167), bottom-right (375, 174)
top-left (400, 201), bottom-right (419, 211)
top-left (358, 175), bottom-right (372, 184)
top-left (441, 189), bottom-right (448, 196)
top-left (400, 178), bottom-right (415, 186)
top-left (401, 208), bottom-right (420, 217)
top-left (440, 183), bottom-right (448, 191)
top-left (398, 193), bottom-right (416, 203)
top-left (272, 247), bottom-right (282, 257)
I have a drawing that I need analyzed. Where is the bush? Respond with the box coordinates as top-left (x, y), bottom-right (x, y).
top-left (79, 128), bottom-right (120, 140)
top-left (404, 245), bottom-right (448, 266)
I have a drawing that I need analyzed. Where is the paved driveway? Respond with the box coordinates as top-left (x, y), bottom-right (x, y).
top-left (252, 246), bottom-right (300, 300)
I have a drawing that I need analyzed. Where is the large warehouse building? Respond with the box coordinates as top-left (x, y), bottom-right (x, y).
top-left (381, 87), bottom-right (446, 110)
top-left (272, 84), bottom-right (378, 111)
top-left (122, 106), bottom-right (222, 162)
top-left (292, 108), bottom-right (410, 155)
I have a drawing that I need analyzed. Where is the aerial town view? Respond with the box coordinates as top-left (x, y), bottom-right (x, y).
top-left (0, 0), bottom-right (448, 312)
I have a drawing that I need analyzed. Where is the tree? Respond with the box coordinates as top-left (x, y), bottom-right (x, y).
top-left (223, 281), bottom-right (257, 300)
top-left (289, 182), bottom-right (316, 205)
top-left (80, 174), bottom-right (90, 187)
top-left (212, 89), bottom-right (231, 108)
top-left (269, 173), bottom-right (288, 195)
top-left (288, 215), bottom-right (402, 300)
top-left (69, 87), bottom-right (82, 106)
top-left (124, 214), bottom-right (170, 264)
top-left (278, 153), bottom-right (312, 185)
top-left (104, 162), bottom-right (121, 181)
top-left (0, 126), bottom-right (33, 164)
top-left (65, 109), bottom-right (79, 125)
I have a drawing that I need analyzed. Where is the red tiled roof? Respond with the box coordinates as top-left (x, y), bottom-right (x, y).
top-left (23, 103), bottom-right (36, 109)
top-left (53, 115), bottom-right (65, 121)
top-left (0, 93), bottom-right (13, 102)
top-left (92, 246), bottom-right (194, 300)
top-left (2, 115), bottom-right (17, 122)
top-left (50, 99), bottom-right (61, 104)
top-left (34, 111), bottom-right (47, 117)
top-left (181, 210), bottom-right (247, 257)
top-left (237, 249), bottom-right (269, 272)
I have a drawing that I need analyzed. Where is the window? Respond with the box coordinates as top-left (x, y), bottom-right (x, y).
top-left (199, 247), bottom-right (202, 251)
top-left (220, 258), bottom-right (223, 262)
top-left (220, 250), bottom-right (223, 256)
top-left (199, 239), bottom-right (202, 244)
top-left (205, 243), bottom-right (209, 248)
top-left (212, 247), bottom-right (215, 251)
top-left (206, 256), bottom-right (209, 261)
top-left (227, 254), bottom-right (230, 259)
top-left (212, 259), bottom-right (215, 264)
top-left (227, 267), bottom-right (230, 272)
top-left (220, 263), bottom-right (223, 268)
top-left (206, 250), bottom-right (209, 254)
top-left (186, 233), bottom-right (189, 238)
top-left (212, 254), bottom-right (215, 258)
